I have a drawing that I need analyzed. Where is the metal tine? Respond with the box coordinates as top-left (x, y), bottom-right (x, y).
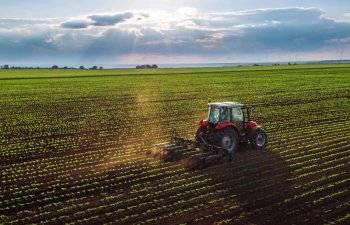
top-left (189, 141), bottom-right (198, 150)
top-left (190, 151), bottom-right (212, 158)
top-left (156, 142), bottom-right (177, 149)
top-left (171, 136), bottom-right (182, 145)
top-left (171, 135), bottom-right (182, 142)
top-left (184, 139), bottom-right (194, 148)
top-left (156, 142), bottom-right (171, 146)
top-left (165, 144), bottom-right (185, 151)
top-left (181, 150), bottom-right (201, 156)
top-left (174, 147), bottom-right (196, 155)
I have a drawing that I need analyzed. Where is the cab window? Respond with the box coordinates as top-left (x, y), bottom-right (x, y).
top-left (232, 107), bottom-right (243, 128)
top-left (209, 107), bottom-right (230, 123)
top-left (209, 108), bottom-right (220, 124)
top-left (219, 107), bottom-right (230, 123)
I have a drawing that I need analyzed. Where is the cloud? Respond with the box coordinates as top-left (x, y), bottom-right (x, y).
top-left (89, 12), bottom-right (133, 26)
top-left (61, 20), bottom-right (90, 29)
top-left (0, 30), bottom-right (57, 61)
top-left (325, 37), bottom-right (350, 45)
top-left (1, 7), bottom-right (350, 65)
top-left (244, 7), bottom-right (323, 23)
top-left (0, 18), bottom-right (59, 30)
top-left (61, 12), bottom-right (136, 29)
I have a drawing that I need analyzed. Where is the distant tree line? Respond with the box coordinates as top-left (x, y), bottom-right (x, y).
top-left (0, 65), bottom-right (103, 70)
top-left (51, 65), bottom-right (103, 69)
top-left (136, 64), bottom-right (158, 69)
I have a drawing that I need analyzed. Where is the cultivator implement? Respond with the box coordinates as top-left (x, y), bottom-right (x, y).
top-left (153, 135), bottom-right (232, 169)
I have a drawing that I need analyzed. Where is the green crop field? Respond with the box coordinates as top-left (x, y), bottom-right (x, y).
top-left (1, 65), bottom-right (350, 224)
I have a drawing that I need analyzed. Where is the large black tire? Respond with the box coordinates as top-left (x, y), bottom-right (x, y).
top-left (195, 127), bottom-right (207, 143)
top-left (250, 128), bottom-right (268, 150)
top-left (214, 127), bottom-right (239, 153)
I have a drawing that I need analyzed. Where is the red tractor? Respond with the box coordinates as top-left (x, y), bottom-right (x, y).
top-left (154, 101), bottom-right (268, 169)
top-left (195, 101), bottom-right (267, 153)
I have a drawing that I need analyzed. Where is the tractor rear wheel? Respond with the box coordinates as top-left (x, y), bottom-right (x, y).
top-left (250, 128), bottom-right (267, 150)
top-left (214, 127), bottom-right (238, 153)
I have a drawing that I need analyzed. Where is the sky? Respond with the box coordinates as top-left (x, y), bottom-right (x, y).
top-left (1, 0), bottom-right (350, 67)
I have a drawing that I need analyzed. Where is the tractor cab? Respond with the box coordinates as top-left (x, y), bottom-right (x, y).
top-left (207, 102), bottom-right (253, 131)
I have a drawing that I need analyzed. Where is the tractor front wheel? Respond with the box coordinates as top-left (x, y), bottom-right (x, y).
top-left (214, 127), bottom-right (239, 153)
top-left (250, 128), bottom-right (267, 150)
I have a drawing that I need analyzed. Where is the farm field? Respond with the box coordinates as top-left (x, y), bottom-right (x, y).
top-left (1, 65), bottom-right (350, 224)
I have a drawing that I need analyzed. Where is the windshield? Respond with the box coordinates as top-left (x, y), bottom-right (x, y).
top-left (209, 107), bottom-right (229, 124)
top-left (209, 108), bottom-right (220, 123)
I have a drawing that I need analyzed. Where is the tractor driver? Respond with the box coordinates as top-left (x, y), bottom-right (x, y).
top-left (220, 107), bottom-right (229, 122)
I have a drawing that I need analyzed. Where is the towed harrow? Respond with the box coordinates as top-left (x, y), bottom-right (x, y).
top-left (152, 136), bottom-right (232, 169)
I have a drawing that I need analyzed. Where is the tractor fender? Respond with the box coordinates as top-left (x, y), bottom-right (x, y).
top-left (249, 126), bottom-right (263, 137)
top-left (248, 121), bottom-right (258, 129)
top-left (198, 119), bottom-right (209, 127)
top-left (215, 122), bottom-right (240, 135)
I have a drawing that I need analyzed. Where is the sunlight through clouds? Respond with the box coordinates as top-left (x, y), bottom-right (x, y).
top-left (1, 5), bottom-right (350, 66)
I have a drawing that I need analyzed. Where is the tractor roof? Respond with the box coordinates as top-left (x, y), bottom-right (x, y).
top-left (208, 102), bottom-right (244, 108)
